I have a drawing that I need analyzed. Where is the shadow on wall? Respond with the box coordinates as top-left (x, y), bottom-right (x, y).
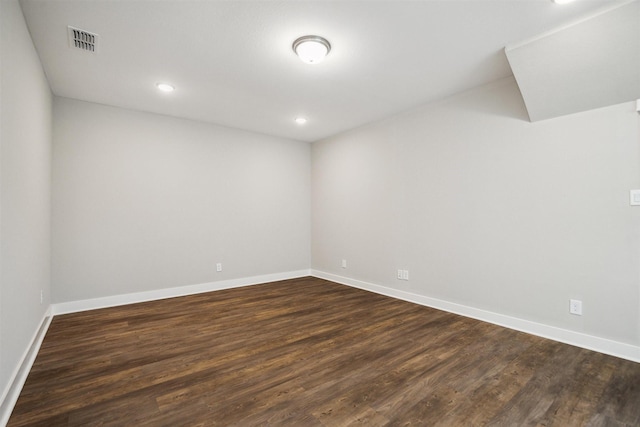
top-left (449, 75), bottom-right (530, 122)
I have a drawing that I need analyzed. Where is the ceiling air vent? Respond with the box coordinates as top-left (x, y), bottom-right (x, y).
top-left (67, 26), bottom-right (99, 53)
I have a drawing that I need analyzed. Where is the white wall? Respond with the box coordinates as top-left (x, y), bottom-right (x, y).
top-left (0, 0), bottom-right (52, 405)
top-left (53, 98), bottom-right (310, 303)
top-left (312, 78), bottom-right (640, 349)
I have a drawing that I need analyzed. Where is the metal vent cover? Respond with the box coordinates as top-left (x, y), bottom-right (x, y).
top-left (67, 26), bottom-right (99, 53)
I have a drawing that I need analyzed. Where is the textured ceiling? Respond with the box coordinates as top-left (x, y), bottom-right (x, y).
top-left (20, 0), bottom-right (625, 142)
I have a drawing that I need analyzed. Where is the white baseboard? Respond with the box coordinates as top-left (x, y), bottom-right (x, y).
top-left (0, 307), bottom-right (53, 427)
top-left (52, 269), bottom-right (311, 315)
top-left (3, 269), bottom-right (636, 426)
top-left (311, 270), bottom-right (640, 364)
top-left (1, 270), bottom-right (311, 425)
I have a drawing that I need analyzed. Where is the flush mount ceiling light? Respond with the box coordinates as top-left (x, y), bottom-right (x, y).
top-left (156, 82), bottom-right (175, 92)
top-left (552, 0), bottom-right (577, 4)
top-left (295, 117), bottom-right (308, 125)
top-left (292, 35), bottom-right (331, 64)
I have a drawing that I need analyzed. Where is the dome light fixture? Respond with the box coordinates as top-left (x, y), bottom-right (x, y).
top-left (156, 82), bottom-right (175, 92)
top-left (295, 117), bottom-right (308, 125)
top-left (292, 35), bottom-right (331, 64)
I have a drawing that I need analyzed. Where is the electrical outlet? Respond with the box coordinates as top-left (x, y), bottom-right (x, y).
top-left (341, 259), bottom-right (347, 269)
top-left (397, 270), bottom-right (409, 281)
top-left (397, 270), bottom-right (403, 280)
top-left (216, 263), bottom-right (222, 272)
top-left (569, 299), bottom-right (582, 315)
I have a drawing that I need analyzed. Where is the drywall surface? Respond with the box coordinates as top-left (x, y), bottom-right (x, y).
top-left (0, 0), bottom-right (52, 403)
top-left (53, 98), bottom-right (310, 303)
top-left (506, 0), bottom-right (640, 122)
top-left (312, 77), bottom-right (640, 347)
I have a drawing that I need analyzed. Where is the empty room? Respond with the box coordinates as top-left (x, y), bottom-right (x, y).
top-left (1, 0), bottom-right (640, 425)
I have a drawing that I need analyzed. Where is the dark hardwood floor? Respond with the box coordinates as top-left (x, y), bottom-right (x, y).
top-left (8, 277), bottom-right (640, 426)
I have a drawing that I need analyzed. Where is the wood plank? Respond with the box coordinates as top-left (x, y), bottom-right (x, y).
top-left (8, 277), bottom-right (640, 426)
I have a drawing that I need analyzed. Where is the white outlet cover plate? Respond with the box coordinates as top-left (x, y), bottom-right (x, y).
top-left (570, 299), bottom-right (582, 315)
top-left (630, 190), bottom-right (640, 206)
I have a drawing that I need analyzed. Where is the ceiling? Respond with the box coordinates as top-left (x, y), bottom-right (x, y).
top-left (20, 0), bottom-right (627, 143)
top-left (506, 0), bottom-right (640, 121)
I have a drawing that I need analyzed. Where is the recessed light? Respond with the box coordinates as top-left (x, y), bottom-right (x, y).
top-left (295, 117), bottom-right (308, 125)
top-left (292, 35), bottom-right (331, 64)
top-left (552, 0), bottom-right (576, 4)
top-left (156, 83), bottom-right (175, 92)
